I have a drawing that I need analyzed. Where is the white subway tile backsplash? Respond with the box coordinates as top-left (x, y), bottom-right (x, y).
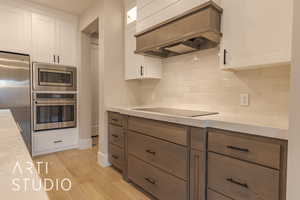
top-left (139, 49), bottom-right (290, 118)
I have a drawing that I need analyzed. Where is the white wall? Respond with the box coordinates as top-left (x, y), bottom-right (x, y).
top-left (80, 0), bottom-right (140, 166)
top-left (287, 0), bottom-right (299, 199)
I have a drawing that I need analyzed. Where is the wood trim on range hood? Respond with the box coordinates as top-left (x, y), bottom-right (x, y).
top-left (135, 0), bottom-right (223, 58)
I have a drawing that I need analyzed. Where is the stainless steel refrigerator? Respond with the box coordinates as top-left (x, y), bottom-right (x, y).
top-left (0, 51), bottom-right (31, 153)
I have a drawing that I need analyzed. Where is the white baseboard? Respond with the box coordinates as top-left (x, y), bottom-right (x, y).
top-left (97, 151), bottom-right (111, 167)
top-left (78, 138), bottom-right (92, 149)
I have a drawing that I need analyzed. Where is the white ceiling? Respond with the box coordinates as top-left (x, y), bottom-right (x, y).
top-left (26, 0), bottom-right (96, 15)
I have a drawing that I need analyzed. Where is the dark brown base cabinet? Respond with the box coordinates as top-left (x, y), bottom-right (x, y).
top-left (208, 129), bottom-right (288, 200)
top-left (190, 150), bottom-right (206, 200)
top-left (108, 112), bottom-right (288, 200)
top-left (190, 128), bottom-right (207, 200)
top-left (108, 112), bottom-right (126, 172)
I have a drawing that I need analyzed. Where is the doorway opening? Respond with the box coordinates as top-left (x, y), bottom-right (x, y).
top-left (80, 18), bottom-right (99, 147)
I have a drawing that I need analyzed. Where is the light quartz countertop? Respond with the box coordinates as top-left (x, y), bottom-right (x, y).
top-left (0, 110), bottom-right (49, 200)
top-left (107, 106), bottom-right (289, 140)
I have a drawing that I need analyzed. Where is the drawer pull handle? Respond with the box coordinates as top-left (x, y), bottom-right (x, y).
top-left (112, 155), bottom-right (119, 159)
top-left (144, 177), bottom-right (156, 185)
top-left (112, 134), bottom-right (119, 138)
top-left (226, 178), bottom-right (248, 189)
top-left (54, 140), bottom-right (63, 143)
top-left (227, 145), bottom-right (249, 153)
top-left (145, 149), bottom-right (156, 155)
top-left (111, 118), bottom-right (119, 122)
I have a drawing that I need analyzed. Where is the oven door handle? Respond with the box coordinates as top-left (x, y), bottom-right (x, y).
top-left (39, 68), bottom-right (73, 75)
top-left (35, 101), bottom-right (76, 106)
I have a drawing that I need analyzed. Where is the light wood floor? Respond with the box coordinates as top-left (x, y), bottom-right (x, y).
top-left (33, 142), bottom-right (150, 200)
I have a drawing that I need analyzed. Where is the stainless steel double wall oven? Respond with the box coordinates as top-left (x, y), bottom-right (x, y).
top-left (32, 62), bottom-right (77, 131)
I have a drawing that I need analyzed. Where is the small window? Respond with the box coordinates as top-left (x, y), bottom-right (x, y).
top-left (127, 6), bottom-right (137, 24)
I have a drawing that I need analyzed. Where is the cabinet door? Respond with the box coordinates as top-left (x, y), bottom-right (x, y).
top-left (141, 56), bottom-right (162, 79)
top-left (125, 23), bottom-right (162, 80)
top-left (0, 5), bottom-right (31, 54)
top-left (56, 19), bottom-right (77, 66)
top-left (32, 13), bottom-right (56, 63)
top-left (220, 0), bottom-right (293, 70)
top-left (190, 150), bottom-right (206, 200)
top-left (125, 24), bottom-right (142, 80)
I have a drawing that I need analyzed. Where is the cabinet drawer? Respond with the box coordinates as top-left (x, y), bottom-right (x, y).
top-left (109, 124), bottom-right (124, 148)
top-left (128, 155), bottom-right (187, 200)
top-left (208, 130), bottom-right (281, 169)
top-left (128, 116), bottom-right (188, 145)
top-left (33, 130), bottom-right (77, 153)
top-left (207, 190), bottom-right (231, 200)
top-left (208, 153), bottom-right (280, 200)
top-left (109, 144), bottom-right (124, 171)
top-left (191, 127), bottom-right (207, 151)
top-left (108, 112), bottom-right (125, 126)
top-left (128, 131), bottom-right (188, 180)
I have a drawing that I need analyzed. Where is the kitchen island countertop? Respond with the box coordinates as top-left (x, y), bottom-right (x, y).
top-left (0, 109), bottom-right (49, 200)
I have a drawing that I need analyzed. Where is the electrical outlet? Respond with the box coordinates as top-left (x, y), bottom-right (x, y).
top-left (240, 93), bottom-right (249, 106)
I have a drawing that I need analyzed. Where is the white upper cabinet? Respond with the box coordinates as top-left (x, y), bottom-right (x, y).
top-left (56, 19), bottom-right (77, 66)
top-left (220, 0), bottom-right (293, 70)
top-left (32, 14), bottom-right (77, 66)
top-left (125, 23), bottom-right (162, 80)
top-left (32, 14), bottom-right (56, 64)
top-left (125, 24), bottom-right (140, 80)
top-left (0, 5), bottom-right (31, 54)
top-left (138, 56), bottom-right (162, 79)
top-left (136, 0), bottom-right (221, 33)
top-left (125, 0), bottom-right (162, 81)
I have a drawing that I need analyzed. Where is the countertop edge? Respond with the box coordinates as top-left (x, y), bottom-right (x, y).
top-left (106, 107), bottom-right (288, 140)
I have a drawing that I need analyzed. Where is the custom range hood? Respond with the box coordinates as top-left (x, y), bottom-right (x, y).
top-left (135, 1), bottom-right (223, 58)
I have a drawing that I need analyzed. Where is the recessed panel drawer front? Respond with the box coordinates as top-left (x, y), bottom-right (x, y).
top-left (128, 155), bottom-right (187, 200)
top-left (208, 131), bottom-right (281, 169)
top-left (109, 124), bottom-right (124, 148)
top-left (191, 127), bottom-right (207, 151)
top-left (128, 131), bottom-right (188, 180)
top-left (207, 190), bottom-right (232, 200)
top-left (109, 144), bottom-right (124, 171)
top-left (128, 116), bottom-right (188, 145)
top-left (108, 112), bottom-right (124, 127)
top-left (208, 153), bottom-right (280, 200)
top-left (33, 131), bottom-right (77, 153)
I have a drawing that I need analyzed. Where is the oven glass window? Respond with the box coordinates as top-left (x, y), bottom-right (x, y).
top-left (39, 70), bottom-right (72, 85)
top-left (36, 105), bottom-right (74, 124)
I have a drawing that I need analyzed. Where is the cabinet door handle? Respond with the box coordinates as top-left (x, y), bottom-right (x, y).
top-left (111, 118), bottom-right (119, 122)
top-left (53, 55), bottom-right (56, 63)
top-left (223, 49), bottom-right (227, 65)
top-left (144, 177), bottom-right (156, 185)
top-left (227, 145), bottom-right (250, 153)
top-left (140, 66), bottom-right (144, 77)
top-left (54, 140), bottom-right (63, 143)
top-left (145, 149), bottom-right (156, 155)
top-left (226, 178), bottom-right (248, 189)
top-left (58, 55), bottom-right (60, 64)
top-left (112, 155), bottom-right (119, 159)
